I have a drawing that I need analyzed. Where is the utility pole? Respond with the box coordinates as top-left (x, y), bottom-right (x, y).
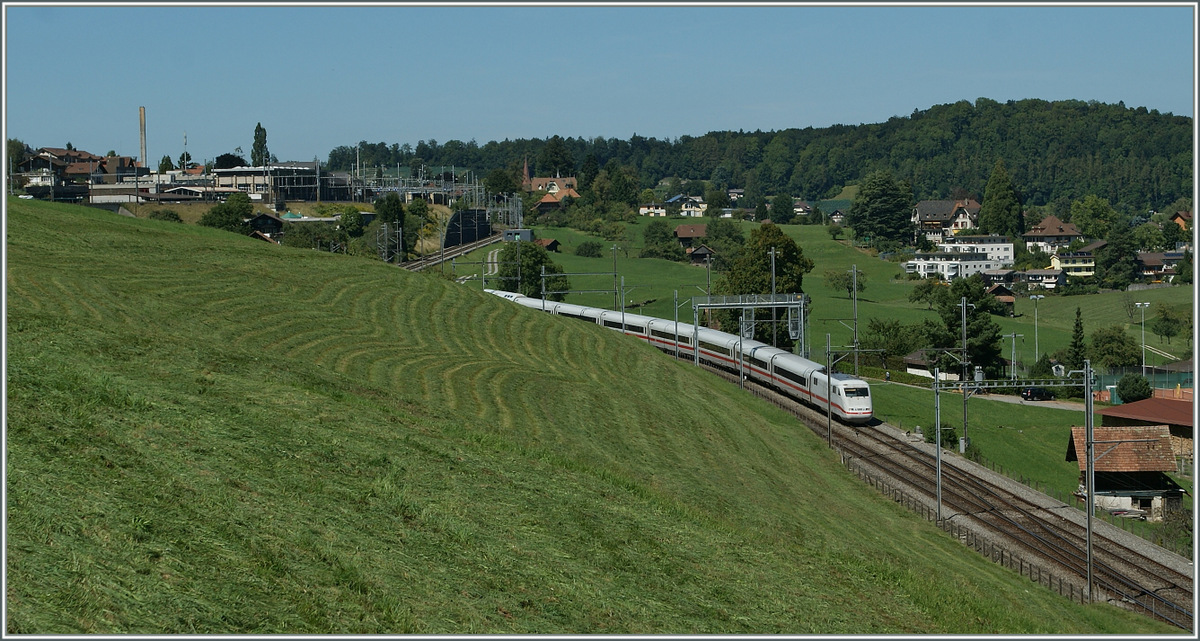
top-left (826, 334), bottom-right (833, 448)
top-left (851, 264), bottom-right (860, 376)
top-left (1004, 332), bottom-right (1024, 379)
top-left (770, 247), bottom-right (777, 348)
top-left (1136, 302), bottom-right (1151, 377)
top-left (1029, 294), bottom-right (1044, 361)
top-left (958, 297), bottom-right (976, 452)
top-left (934, 366), bottom-right (942, 521)
top-left (612, 245), bottom-right (620, 310)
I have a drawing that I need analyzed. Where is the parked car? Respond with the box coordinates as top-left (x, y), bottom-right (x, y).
top-left (1021, 387), bottom-right (1055, 401)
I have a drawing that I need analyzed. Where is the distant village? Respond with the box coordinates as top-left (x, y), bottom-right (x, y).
top-left (10, 142), bottom-right (1193, 297)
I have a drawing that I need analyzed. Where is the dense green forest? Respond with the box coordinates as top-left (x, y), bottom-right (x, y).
top-left (326, 98), bottom-right (1192, 215)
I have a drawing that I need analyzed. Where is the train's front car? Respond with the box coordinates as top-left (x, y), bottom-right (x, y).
top-left (836, 375), bottom-right (874, 424)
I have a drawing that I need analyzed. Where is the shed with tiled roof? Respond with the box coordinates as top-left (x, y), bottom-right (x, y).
top-left (1065, 425), bottom-right (1186, 521)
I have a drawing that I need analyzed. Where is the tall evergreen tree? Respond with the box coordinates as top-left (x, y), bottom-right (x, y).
top-left (1064, 307), bottom-right (1087, 372)
top-left (537, 135), bottom-right (574, 177)
top-left (251, 123), bottom-right (268, 167)
top-left (978, 158), bottom-right (1023, 238)
top-left (578, 153), bottom-right (600, 193)
top-left (847, 170), bottom-right (913, 247)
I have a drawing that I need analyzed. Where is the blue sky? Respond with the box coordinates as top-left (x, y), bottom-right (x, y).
top-left (4, 3), bottom-right (1196, 166)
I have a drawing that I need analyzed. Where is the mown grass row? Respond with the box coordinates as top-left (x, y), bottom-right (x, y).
top-left (5, 198), bottom-right (1179, 634)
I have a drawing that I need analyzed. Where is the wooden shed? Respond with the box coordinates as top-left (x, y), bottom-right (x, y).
top-left (1066, 425), bottom-right (1186, 521)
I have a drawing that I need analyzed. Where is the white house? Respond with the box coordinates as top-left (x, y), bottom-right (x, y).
top-left (1022, 215), bottom-right (1083, 255)
top-left (912, 199), bottom-right (981, 242)
top-left (937, 234), bottom-right (1015, 266)
top-left (639, 203), bottom-right (667, 217)
top-left (904, 251), bottom-right (1004, 281)
top-left (666, 194), bottom-right (708, 217)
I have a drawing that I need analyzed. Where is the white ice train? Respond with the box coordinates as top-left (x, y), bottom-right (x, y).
top-left (485, 289), bottom-right (873, 424)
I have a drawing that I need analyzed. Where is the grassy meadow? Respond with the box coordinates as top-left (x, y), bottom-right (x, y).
top-left (4, 198), bottom-right (1185, 634)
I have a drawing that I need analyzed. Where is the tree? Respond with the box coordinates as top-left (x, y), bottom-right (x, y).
top-left (639, 241), bottom-right (684, 262)
top-left (1116, 374), bottom-right (1153, 403)
top-left (824, 267), bottom-right (866, 298)
top-left (847, 170), bottom-right (913, 247)
top-left (374, 192), bottom-right (405, 225)
top-left (705, 188), bottom-right (732, 212)
top-left (1160, 220), bottom-right (1185, 251)
top-left (178, 151), bottom-right (193, 170)
top-left (1150, 304), bottom-right (1183, 344)
top-left (924, 421), bottom-right (958, 450)
top-left (157, 155), bottom-right (175, 173)
top-left (576, 240), bottom-right (603, 258)
top-left (537, 135), bottom-right (574, 177)
top-left (340, 209), bottom-right (365, 237)
top-left (578, 153), bottom-right (600, 193)
top-left (1029, 353), bottom-right (1056, 379)
top-left (215, 152), bottom-right (248, 169)
top-left (483, 168), bottom-right (520, 196)
top-left (493, 242), bottom-right (569, 300)
top-left (1064, 307), bottom-right (1088, 372)
top-left (407, 197), bottom-right (430, 224)
top-left (1133, 222), bottom-right (1165, 252)
top-left (198, 193), bottom-right (253, 234)
top-left (827, 224), bottom-right (844, 241)
top-left (1088, 325), bottom-right (1140, 369)
top-left (754, 200), bottom-right (770, 222)
top-left (703, 216), bottom-right (746, 271)
top-left (978, 158), bottom-right (1023, 238)
top-left (282, 221), bottom-right (348, 251)
top-left (712, 222), bottom-right (814, 347)
top-left (640, 219), bottom-right (684, 260)
top-left (7, 138), bottom-right (28, 175)
top-left (603, 160), bottom-right (637, 206)
top-left (643, 219), bottom-right (674, 247)
top-left (1094, 227), bottom-right (1140, 290)
top-left (1068, 195), bottom-right (1119, 240)
top-left (251, 122), bottom-right (268, 167)
top-left (926, 274), bottom-right (1005, 378)
top-left (771, 193), bottom-right (794, 223)
top-left (1176, 250), bottom-right (1193, 285)
top-left (860, 317), bottom-right (925, 369)
top-left (908, 278), bottom-right (946, 310)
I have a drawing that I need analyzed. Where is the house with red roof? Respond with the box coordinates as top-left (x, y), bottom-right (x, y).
top-left (1169, 211), bottom-right (1192, 230)
top-left (1066, 425), bottom-right (1187, 521)
top-left (911, 199), bottom-right (981, 243)
top-left (1022, 214), bottom-right (1083, 255)
top-left (674, 223), bottom-right (707, 249)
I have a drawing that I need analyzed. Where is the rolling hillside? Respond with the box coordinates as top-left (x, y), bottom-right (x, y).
top-left (4, 198), bottom-right (1177, 634)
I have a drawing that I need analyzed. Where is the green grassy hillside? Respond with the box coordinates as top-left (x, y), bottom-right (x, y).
top-left (5, 198), bottom-right (1178, 634)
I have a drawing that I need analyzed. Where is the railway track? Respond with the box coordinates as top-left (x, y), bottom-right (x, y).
top-left (700, 364), bottom-right (1194, 631)
top-left (401, 233), bottom-right (502, 272)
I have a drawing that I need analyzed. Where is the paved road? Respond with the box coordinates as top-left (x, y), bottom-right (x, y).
top-left (872, 380), bottom-right (1088, 412)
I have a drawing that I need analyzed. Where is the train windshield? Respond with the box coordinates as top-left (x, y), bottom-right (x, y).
top-left (843, 386), bottom-right (870, 398)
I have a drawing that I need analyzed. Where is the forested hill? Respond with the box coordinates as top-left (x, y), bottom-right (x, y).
top-left (327, 98), bottom-right (1192, 213)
